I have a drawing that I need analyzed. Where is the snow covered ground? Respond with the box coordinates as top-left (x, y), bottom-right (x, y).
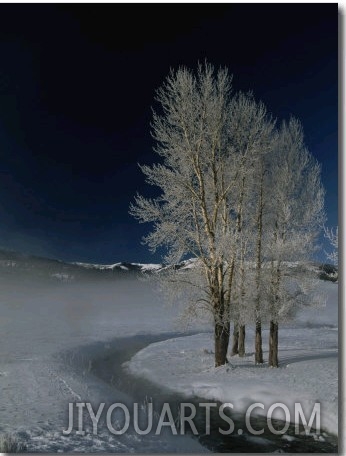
top-left (127, 281), bottom-right (338, 437)
top-left (0, 258), bottom-right (338, 452)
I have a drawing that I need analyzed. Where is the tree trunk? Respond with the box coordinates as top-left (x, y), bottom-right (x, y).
top-left (254, 161), bottom-right (264, 366)
top-left (255, 320), bottom-right (264, 364)
top-left (238, 324), bottom-right (245, 357)
top-left (214, 322), bottom-right (230, 367)
top-left (231, 323), bottom-right (239, 356)
top-left (268, 320), bottom-right (279, 367)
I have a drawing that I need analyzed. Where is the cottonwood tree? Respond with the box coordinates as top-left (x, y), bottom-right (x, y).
top-left (130, 63), bottom-right (239, 367)
top-left (265, 118), bottom-right (325, 367)
top-left (226, 92), bottom-right (275, 360)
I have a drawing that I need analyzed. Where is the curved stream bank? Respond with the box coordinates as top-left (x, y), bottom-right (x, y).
top-left (57, 333), bottom-right (338, 453)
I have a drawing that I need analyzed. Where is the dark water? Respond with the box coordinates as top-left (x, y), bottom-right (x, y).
top-left (59, 333), bottom-right (338, 453)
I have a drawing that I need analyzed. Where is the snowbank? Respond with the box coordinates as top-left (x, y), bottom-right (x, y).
top-left (126, 331), bottom-right (338, 435)
top-left (126, 282), bottom-right (338, 436)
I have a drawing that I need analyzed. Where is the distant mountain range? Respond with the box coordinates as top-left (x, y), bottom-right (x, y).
top-left (0, 249), bottom-right (337, 284)
top-left (73, 257), bottom-right (197, 272)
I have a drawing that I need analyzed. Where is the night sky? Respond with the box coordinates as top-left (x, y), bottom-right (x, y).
top-left (0, 4), bottom-right (338, 264)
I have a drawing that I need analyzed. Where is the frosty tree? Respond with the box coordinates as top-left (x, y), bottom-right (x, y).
top-left (265, 119), bottom-right (325, 367)
top-left (131, 63), bottom-right (242, 366)
top-left (226, 92), bottom-right (275, 362)
top-left (130, 63), bottom-right (325, 368)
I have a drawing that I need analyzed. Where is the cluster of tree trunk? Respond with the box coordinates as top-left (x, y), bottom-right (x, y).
top-left (228, 321), bottom-right (276, 368)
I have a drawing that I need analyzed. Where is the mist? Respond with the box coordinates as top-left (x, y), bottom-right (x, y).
top-left (0, 272), bottom-right (181, 361)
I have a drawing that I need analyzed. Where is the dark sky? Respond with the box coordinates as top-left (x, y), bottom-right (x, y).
top-left (0, 4), bottom-right (338, 264)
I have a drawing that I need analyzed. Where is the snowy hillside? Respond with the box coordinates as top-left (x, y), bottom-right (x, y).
top-left (0, 250), bottom-right (164, 283)
top-left (0, 249), bottom-right (337, 283)
top-left (74, 257), bottom-right (337, 281)
top-left (73, 261), bottom-right (163, 273)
